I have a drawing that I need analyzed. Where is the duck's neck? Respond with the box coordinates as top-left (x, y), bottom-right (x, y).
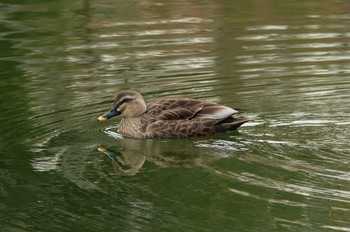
top-left (118, 117), bottom-right (144, 138)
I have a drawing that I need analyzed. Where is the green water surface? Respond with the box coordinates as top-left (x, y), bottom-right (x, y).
top-left (1, 0), bottom-right (350, 231)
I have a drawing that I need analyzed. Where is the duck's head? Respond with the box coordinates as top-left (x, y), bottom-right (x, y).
top-left (98, 90), bottom-right (147, 121)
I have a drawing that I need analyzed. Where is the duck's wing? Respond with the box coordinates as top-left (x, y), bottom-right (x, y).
top-left (147, 98), bottom-right (203, 120)
top-left (147, 98), bottom-right (238, 121)
top-left (196, 103), bottom-right (238, 120)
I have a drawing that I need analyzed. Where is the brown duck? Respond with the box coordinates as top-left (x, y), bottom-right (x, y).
top-left (98, 90), bottom-right (249, 139)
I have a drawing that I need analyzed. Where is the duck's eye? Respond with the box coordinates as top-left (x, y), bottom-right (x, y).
top-left (120, 98), bottom-right (132, 104)
top-left (116, 98), bottom-right (133, 108)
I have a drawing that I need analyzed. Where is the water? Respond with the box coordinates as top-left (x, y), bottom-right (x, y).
top-left (1, 0), bottom-right (350, 231)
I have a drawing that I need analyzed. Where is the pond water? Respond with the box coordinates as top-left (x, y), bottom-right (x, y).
top-left (1, 0), bottom-right (350, 231)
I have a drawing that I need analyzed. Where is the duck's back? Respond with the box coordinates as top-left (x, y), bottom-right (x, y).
top-left (146, 98), bottom-right (205, 121)
top-left (137, 98), bottom-right (247, 138)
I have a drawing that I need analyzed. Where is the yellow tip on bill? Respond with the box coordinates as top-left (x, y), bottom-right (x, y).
top-left (97, 147), bottom-right (107, 152)
top-left (98, 116), bottom-right (107, 121)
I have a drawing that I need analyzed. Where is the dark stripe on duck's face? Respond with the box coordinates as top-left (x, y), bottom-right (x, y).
top-left (116, 95), bottom-right (135, 104)
top-left (115, 91), bottom-right (136, 102)
top-left (114, 95), bottom-right (136, 109)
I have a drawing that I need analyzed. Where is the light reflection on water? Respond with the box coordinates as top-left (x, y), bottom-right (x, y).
top-left (1, 0), bottom-right (350, 231)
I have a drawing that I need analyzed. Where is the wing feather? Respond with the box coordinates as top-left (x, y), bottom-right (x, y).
top-left (146, 98), bottom-right (238, 121)
top-left (147, 98), bottom-right (203, 120)
top-left (196, 105), bottom-right (238, 120)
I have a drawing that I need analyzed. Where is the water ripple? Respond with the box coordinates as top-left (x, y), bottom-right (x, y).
top-left (99, 17), bottom-right (213, 27)
top-left (2, 1), bottom-right (350, 230)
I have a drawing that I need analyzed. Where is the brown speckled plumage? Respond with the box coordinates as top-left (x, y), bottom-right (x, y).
top-left (98, 91), bottom-right (249, 139)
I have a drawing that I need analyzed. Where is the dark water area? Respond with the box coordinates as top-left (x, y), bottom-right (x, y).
top-left (1, 0), bottom-right (350, 231)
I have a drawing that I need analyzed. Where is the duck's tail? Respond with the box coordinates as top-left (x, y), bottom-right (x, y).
top-left (214, 118), bottom-right (250, 133)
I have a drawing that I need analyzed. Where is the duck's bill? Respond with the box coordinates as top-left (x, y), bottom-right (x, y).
top-left (97, 116), bottom-right (108, 121)
top-left (97, 107), bottom-right (121, 121)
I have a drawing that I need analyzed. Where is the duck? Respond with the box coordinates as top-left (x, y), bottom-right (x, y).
top-left (97, 90), bottom-right (249, 139)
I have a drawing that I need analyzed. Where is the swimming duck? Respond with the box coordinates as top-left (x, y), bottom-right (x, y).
top-left (98, 90), bottom-right (249, 139)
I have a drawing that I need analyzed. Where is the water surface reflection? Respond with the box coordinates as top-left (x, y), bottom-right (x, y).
top-left (1, 0), bottom-right (350, 231)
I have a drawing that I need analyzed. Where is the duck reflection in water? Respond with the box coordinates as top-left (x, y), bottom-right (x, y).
top-left (96, 90), bottom-right (249, 175)
top-left (97, 146), bottom-right (146, 176)
top-left (97, 133), bottom-right (237, 176)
